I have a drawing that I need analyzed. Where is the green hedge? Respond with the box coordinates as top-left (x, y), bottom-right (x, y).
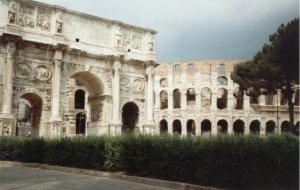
top-left (0, 134), bottom-right (298, 189)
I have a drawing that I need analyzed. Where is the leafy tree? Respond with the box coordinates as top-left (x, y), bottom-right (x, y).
top-left (231, 18), bottom-right (299, 132)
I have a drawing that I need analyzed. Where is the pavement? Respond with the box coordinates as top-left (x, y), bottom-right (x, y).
top-left (0, 161), bottom-right (221, 190)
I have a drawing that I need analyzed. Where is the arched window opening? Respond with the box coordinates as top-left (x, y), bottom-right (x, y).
top-left (160, 119), bottom-right (168, 134)
top-left (201, 119), bottom-right (211, 135)
top-left (122, 102), bottom-right (139, 133)
top-left (76, 112), bottom-right (86, 135)
top-left (201, 88), bottom-right (211, 109)
top-left (172, 120), bottom-right (182, 135)
top-left (173, 89), bottom-right (181, 108)
top-left (250, 120), bottom-right (260, 134)
top-left (217, 76), bottom-right (228, 85)
top-left (187, 88), bottom-right (196, 105)
top-left (217, 120), bottom-right (228, 133)
top-left (217, 88), bottom-right (228, 109)
top-left (187, 120), bottom-right (195, 135)
top-left (281, 121), bottom-right (290, 133)
top-left (160, 78), bottom-right (168, 88)
top-left (75, 89), bottom-right (85, 109)
top-left (160, 91), bottom-right (168, 109)
top-left (233, 119), bottom-right (244, 135)
top-left (266, 120), bottom-right (276, 134)
top-left (233, 88), bottom-right (243, 109)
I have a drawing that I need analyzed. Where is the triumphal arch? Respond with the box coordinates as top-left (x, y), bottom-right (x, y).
top-left (0, 0), bottom-right (156, 137)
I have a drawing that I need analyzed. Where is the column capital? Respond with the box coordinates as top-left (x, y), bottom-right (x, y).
top-left (113, 60), bottom-right (121, 73)
top-left (54, 49), bottom-right (63, 61)
top-left (146, 65), bottom-right (155, 76)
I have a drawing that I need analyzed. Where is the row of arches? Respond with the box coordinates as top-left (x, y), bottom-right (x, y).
top-left (160, 88), bottom-right (243, 110)
top-left (159, 119), bottom-right (299, 135)
top-left (160, 88), bottom-right (300, 110)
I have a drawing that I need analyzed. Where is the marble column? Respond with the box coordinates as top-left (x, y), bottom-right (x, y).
top-left (51, 50), bottom-right (62, 121)
top-left (112, 60), bottom-right (121, 123)
top-left (1, 42), bottom-right (15, 117)
top-left (146, 66), bottom-right (154, 124)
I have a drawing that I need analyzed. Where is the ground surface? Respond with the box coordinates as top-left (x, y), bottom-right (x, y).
top-left (0, 164), bottom-right (171, 190)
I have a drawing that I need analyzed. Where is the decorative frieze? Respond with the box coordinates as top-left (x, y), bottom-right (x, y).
top-left (37, 8), bottom-right (51, 32)
top-left (19, 5), bottom-right (35, 29)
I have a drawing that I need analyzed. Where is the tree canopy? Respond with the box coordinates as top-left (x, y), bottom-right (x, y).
top-left (231, 18), bottom-right (299, 132)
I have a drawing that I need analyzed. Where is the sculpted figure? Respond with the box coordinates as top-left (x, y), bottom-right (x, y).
top-left (56, 13), bottom-right (63, 33)
top-left (8, 3), bottom-right (16, 24)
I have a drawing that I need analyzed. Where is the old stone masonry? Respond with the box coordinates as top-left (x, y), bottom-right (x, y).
top-left (0, 0), bottom-right (299, 137)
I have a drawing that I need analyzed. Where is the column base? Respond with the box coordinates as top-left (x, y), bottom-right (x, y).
top-left (50, 120), bottom-right (62, 138)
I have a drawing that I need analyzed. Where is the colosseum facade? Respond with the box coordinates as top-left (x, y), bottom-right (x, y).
top-left (154, 60), bottom-right (300, 135)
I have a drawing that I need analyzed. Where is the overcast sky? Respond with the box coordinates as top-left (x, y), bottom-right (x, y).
top-left (38, 0), bottom-right (299, 62)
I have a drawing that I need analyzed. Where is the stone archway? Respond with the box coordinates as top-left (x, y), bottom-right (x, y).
top-left (217, 119), bottom-right (228, 133)
top-left (172, 119), bottom-right (182, 135)
top-left (68, 71), bottom-right (106, 135)
top-left (266, 120), bottom-right (276, 134)
top-left (250, 120), bottom-right (260, 134)
top-left (122, 102), bottom-right (139, 133)
top-left (187, 119), bottom-right (196, 135)
top-left (159, 119), bottom-right (168, 134)
top-left (201, 119), bottom-right (211, 135)
top-left (233, 119), bottom-right (245, 135)
top-left (16, 93), bottom-right (43, 137)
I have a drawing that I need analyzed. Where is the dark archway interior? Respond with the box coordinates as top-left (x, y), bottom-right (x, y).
top-left (173, 120), bottom-right (182, 134)
top-left (187, 119), bottom-right (195, 135)
top-left (217, 120), bottom-right (228, 133)
top-left (250, 120), bottom-right (260, 134)
top-left (266, 121), bottom-right (276, 133)
top-left (217, 89), bottom-right (228, 109)
top-left (201, 120), bottom-right (211, 133)
top-left (160, 119), bottom-right (168, 134)
top-left (76, 112), bottom-right (86, 134)
top-left (122, 102), bottom-right (139, 133)
top-left (233, 120), bottom-right (244, 134)
top-left (281, 121), bottom-right (290, 133)
top-left (75, 89), bottom-right (85, 109)
top-left (160, 91), bottom-right (168, 109)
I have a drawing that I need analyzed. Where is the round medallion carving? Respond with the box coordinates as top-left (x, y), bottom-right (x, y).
top-left (34, 65), bottom-right (51, 81)
top-left (132, 79), bottom-right (144, 92)
top-left (15, 63), bottom-right (31, 79)
top-left (120, 77), bottom-right (131, 91)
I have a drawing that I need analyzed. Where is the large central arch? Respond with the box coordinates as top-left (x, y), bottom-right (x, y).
top-left (68, 71), bottom-right (106, 136)
top-left (122, 102), bottom-right (139, 133)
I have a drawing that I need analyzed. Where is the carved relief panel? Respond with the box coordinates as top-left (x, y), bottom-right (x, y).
top-left (132, 32), bottom-right (143, 50)
top-left (19, 5), bottom-right (35, 29)
top-left (37, 8), bottom-right (51, 32)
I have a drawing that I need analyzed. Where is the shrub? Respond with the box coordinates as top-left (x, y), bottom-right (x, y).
top-left (0, 134), bottom-right (298, 189)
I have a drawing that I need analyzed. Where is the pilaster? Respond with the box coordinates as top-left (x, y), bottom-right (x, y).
top-left (146, 65), bottom-right (155, 125)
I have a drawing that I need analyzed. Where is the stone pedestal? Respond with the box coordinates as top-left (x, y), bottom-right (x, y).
top-left (0, 118), bottom-right (15, 136)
